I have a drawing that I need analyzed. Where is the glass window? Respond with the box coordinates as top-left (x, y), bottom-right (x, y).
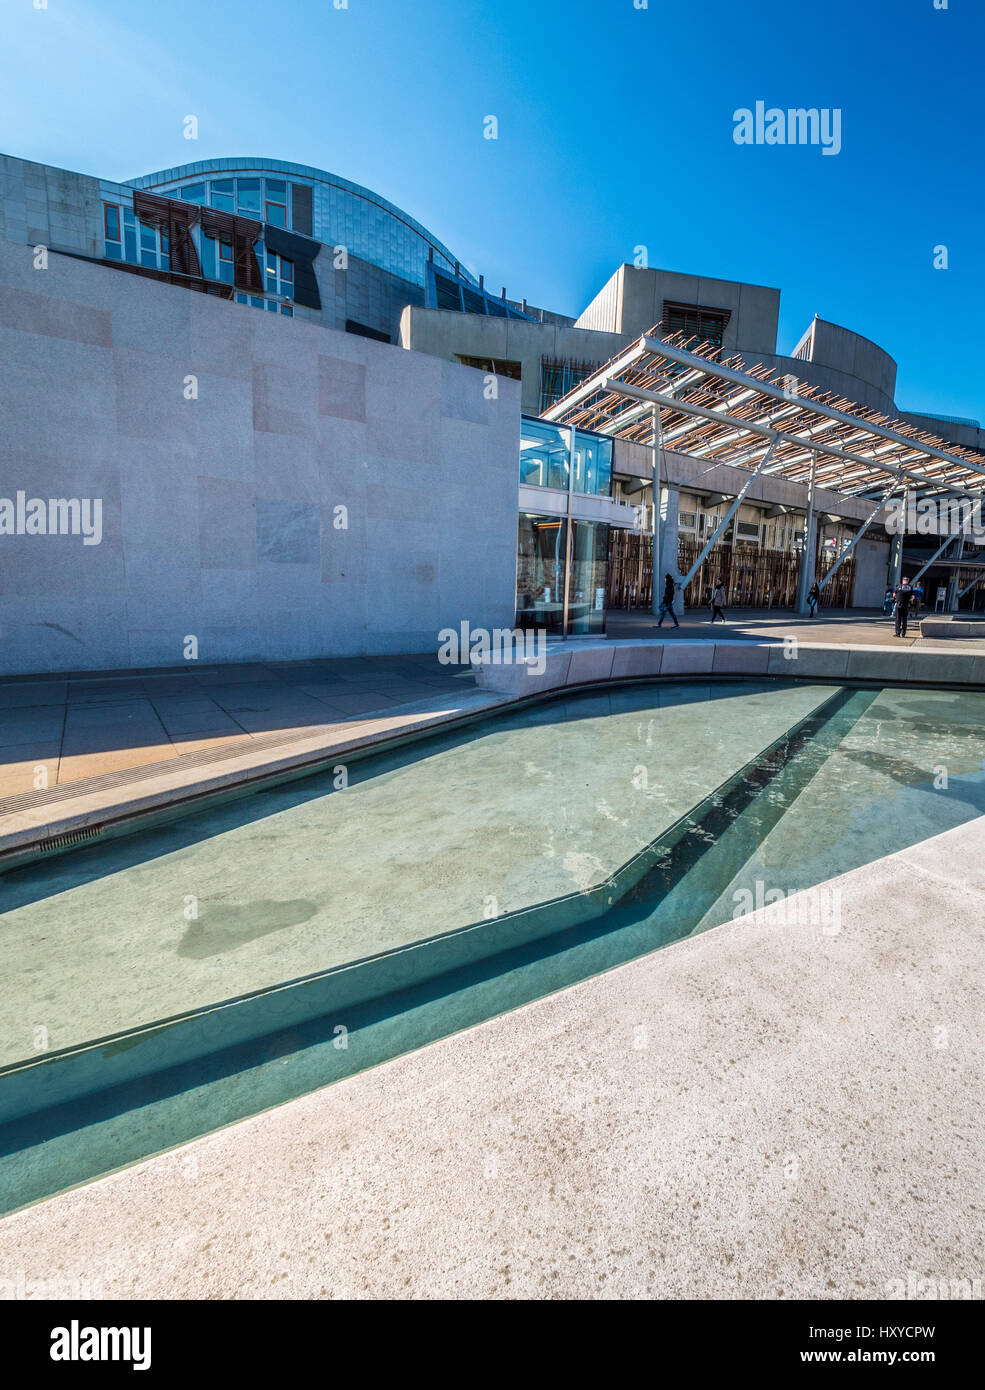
top-left (520, 418), bottom-right (569, 490)
top-left (210, 180), bottom-right (235, 212)
top-left (200, 234), bottom-right (216, 280)
top-left (217, 239), bottom-right (234, 284)
top-left (180, 183), bottom-right (207, 204)
top-left (573, 430), bottom-right (612, 498)
top-left (265, 202), bottom-right (287, 227)
top-left (280, 304), bottom-right (293, 317)
top-left (567, 520), bottom-right (608, 635)
top-left (280, 257), bottom-right (293, 284)
top-left (237, 178), bottom-right (261, 214)
top-left (266, 179), bottom-right (286, 197)
top-left (103, 204), bottom-right (120, 241)
top-left (516, 514), bottom-right (567, 635)
top-left (433, 271), bottom-right (462, 311)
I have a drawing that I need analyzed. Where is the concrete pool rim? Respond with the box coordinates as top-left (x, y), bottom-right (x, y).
top-left (1, 636), bottom-right (984, 870)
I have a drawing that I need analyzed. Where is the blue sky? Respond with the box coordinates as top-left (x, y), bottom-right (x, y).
top-left (2, 0), bottom-right (982, 421)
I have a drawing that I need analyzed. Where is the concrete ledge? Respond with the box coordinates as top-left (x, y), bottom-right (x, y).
top-left (921, 617), bottom-right (985, 638)
top-left (474, 639), bottom-right (985, 704)
top-left (659, 642), bottom-right (716, 676)
top-left (610, 644), bottom-right (665, 680)
top-left (767, 643), bottom-right (851, 680)
top-left (712, 642), bottom-right (771, 676)
top-left (0, 689), bottom-right (510, 862)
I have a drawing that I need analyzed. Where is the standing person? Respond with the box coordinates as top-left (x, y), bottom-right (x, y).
top-left (807, 580), bottom-right (820, 617)
top-left (883, 585), bottom-right (894, 615)
top-left (911, 580), bottom-right (923, 616)
top-left (892, 577), bottom-right (913, 638)
top-left (710, 578), bottom-right (727, 623)
top-left (656, 572), bottom-right (679, 629)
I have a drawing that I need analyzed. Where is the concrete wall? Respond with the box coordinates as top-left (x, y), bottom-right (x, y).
top-left (0, 153), bottom-right (104, 260)
top-left (803, 318), bottom-right (898, 406)
top-left (0, 154), bottom-right (425, 347)
top-left (575, 265), bottom-right (781, 357)
top-left (852, 536), bottom-right (892, 607)
top-left (400, 306), bottom-right (626, 415)
top-left (0, 240), bottom-right (520, 676)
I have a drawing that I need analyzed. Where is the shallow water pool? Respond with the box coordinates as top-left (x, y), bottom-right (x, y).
top-left (2, 677), bottom-right (984, 1211)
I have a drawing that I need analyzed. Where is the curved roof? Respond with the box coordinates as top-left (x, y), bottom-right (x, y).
top-left (125, 156), bottom-right (471, 280)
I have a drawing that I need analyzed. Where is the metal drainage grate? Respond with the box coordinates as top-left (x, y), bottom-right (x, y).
top-left (36, 823), bottom-right (106, 854)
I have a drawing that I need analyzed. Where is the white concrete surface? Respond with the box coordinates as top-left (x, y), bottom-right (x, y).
top-left (1, 814), bottom-right (982, 1300)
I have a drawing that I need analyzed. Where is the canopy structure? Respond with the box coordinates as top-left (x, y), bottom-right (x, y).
top-left (541, 330), bottom-right (985, 502)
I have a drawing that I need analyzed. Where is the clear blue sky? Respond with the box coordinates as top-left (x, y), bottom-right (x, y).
top-left (2, 0), bottom-right (982, 422)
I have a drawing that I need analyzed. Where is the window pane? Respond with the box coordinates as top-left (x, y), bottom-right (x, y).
top-left (266, 179), bottom-right (286, 197)
top-left (265, 202), bottom-right (286, 227)
top-left (104, 241), bottom-right (122, 260)
top-left (104, 204), bottom-right (120, 240)
top-left (520, 418), bottom-right (568, 490)
top-left (139, 224), bottom-right (156, 251)
top-left (280, 258), bottom-right (293, 282)
top-left (567, 520), bottom-right (608, 635)
top-left (237, 178), bottom-right (261, 213)
top-left (200, 235), bottom-right (217, 279)
top-left (281, 304), bottom-right (293, 317)
top-left (515, 515), bottom-right (566, 634)
top-left (181, 183), bottom-right (207, 204)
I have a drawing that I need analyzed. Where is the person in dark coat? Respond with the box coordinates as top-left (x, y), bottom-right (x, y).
top-left (892, 578), bottom-right (913, 637)
top-left (657, 572), bottom-right (679, 628)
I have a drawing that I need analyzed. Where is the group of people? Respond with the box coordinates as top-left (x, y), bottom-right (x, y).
top-left (655, 572), bottom-right (924, 637)
top-left (655, 574), bottom-right (727, 628)
top-left (884, 578), bottom-right (923, 637)
top-left (656, 575), bottom-right (821, 627)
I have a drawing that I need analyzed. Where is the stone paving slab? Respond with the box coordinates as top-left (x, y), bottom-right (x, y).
top-left (1, 814), bottom-right (980, 1300)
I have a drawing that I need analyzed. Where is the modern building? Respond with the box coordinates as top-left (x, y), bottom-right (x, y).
top-left (1, 148), bottom-right (984, 675)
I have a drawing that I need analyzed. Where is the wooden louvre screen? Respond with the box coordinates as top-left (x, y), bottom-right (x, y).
top-left (131, 190), bottom-right (202, 278)
top-left (606, 532), bottom-right (856, 611)
top-left (199, 207), bottom-right (264, 293)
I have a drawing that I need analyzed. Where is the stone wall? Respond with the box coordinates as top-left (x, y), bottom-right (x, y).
top-left (0, 240), bottom-right (520, 675)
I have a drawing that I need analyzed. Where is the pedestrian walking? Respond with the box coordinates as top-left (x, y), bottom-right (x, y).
top-left (710, 579), bottom-right (727, 623)
top-left (656, 572), bottom-right (679, 629)
top-left (807, 580), bottom-right (820, 617)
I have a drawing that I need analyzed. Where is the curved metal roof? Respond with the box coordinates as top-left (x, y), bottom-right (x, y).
top-left (125, 156), bottom-right (471, 279)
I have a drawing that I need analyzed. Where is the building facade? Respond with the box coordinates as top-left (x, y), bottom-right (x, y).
top-left (1, 148), bottom-right (983, 677)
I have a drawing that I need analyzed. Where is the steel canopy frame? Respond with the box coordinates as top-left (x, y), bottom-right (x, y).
top-left (679, 439), bottom-right (779, 589)
top-left (541, 331), bottom-right (985, 503)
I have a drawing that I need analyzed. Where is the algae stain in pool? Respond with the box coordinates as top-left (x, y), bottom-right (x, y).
top-left (177, 899), bottom-right (319, 958)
